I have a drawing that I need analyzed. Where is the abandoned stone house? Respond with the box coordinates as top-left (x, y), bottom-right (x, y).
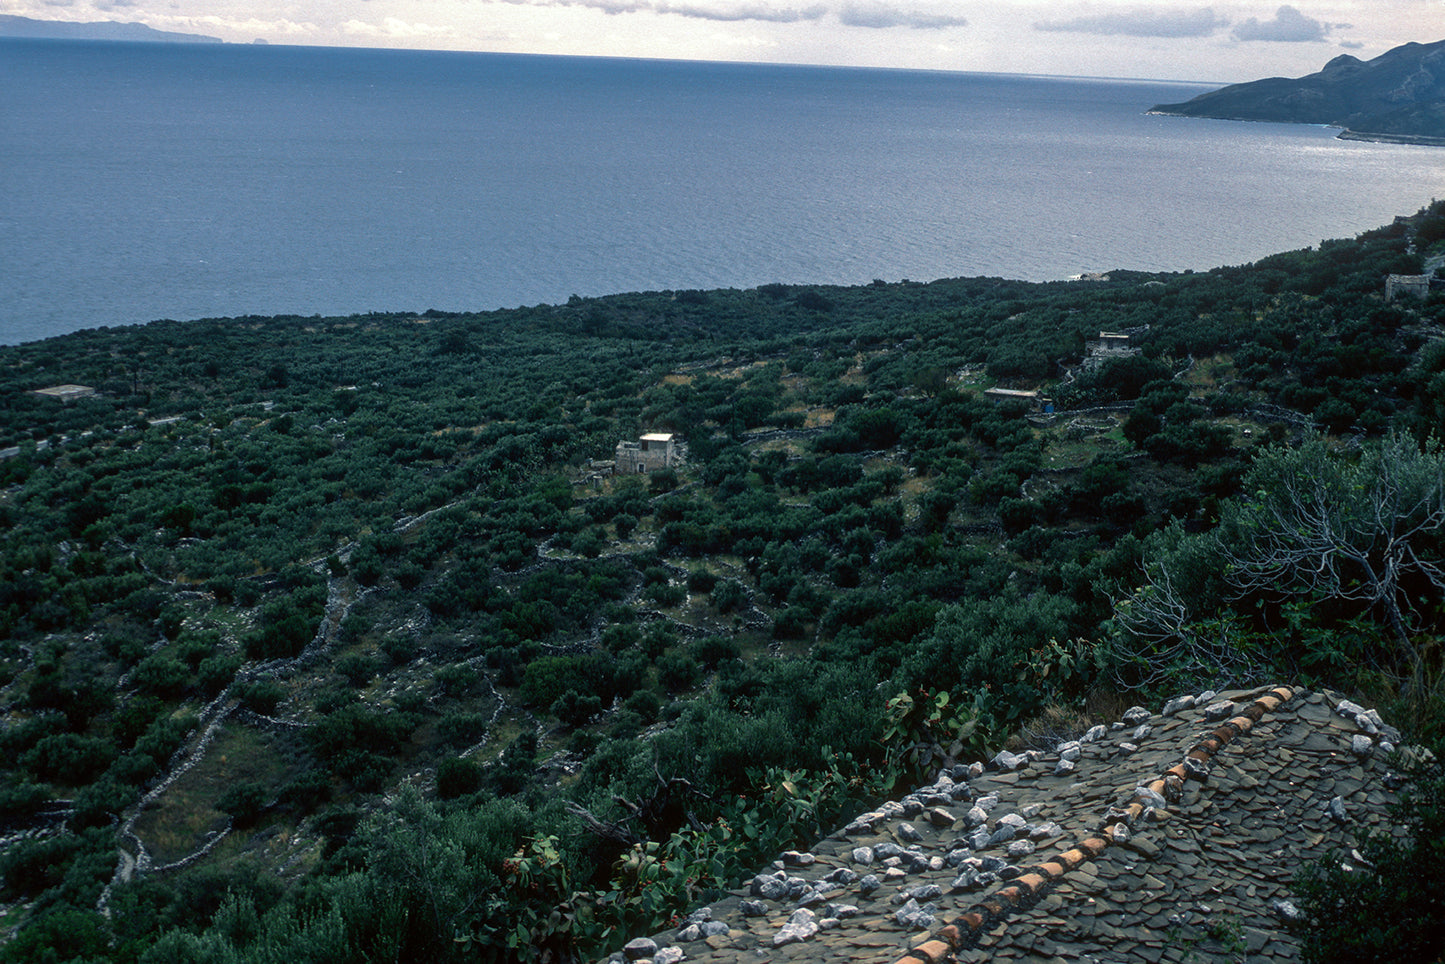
top-left (1081, 330), bottom-right (1140, 369)
top-left (982, 388), bottom-right (1052, 414)
top-left (30, 384), bottom-right (97, 403)
top-left (1385, 273), bottom-right (1437, 302)
top-left (614, 433), bottom-right (678, 474)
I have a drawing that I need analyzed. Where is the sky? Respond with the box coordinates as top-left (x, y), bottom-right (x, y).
top-left (3, 0), bottom-right (1442, 82)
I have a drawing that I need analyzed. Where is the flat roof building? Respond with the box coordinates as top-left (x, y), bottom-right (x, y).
top-left (31, 384), bottom-right (97, 403)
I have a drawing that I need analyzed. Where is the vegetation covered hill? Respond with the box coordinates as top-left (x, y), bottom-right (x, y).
top-left (0, 15), bottom-right (221, 44)
top-left (1152, 39), bottom-right (1445, 143)
top-left (1, 203), bottom-right (1444, 963)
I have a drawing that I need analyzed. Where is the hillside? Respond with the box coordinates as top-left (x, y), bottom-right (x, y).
top-left (1, 203), bottom-right (1444, 963)
top-left (1151, 39), bottom-right (1445, 144)
top-left (0, 15), bottom-right (221, 44)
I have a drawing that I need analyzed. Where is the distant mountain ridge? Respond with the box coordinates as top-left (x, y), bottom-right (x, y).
top-left (0, 14), bottom-right (221, 44)
top-left (1152, 38), bottom-right (1445, 144)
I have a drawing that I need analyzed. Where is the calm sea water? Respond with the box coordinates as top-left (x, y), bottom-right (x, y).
top-left (2, 40), bottom-right (1443, 346)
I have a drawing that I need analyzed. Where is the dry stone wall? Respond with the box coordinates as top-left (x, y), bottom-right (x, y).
top-left (605, 685), bottom-right (1408, 964)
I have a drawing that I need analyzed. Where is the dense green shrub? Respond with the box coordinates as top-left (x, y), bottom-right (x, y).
top-left (1292, 745), bottom-right (1445, 964)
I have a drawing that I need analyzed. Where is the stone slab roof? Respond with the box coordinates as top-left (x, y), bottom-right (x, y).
top-left (30, 383), bottom-right (97, 401)
top-left (609, 685), bottom-right (1409, 964)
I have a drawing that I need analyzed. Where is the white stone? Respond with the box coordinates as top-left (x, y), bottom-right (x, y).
top-left (772, 909), bottom-right (817, 946)
top-left (1161, 695), bottom-right (1195, 716)
top-left (1203, 700), bottom-right (1237, 722)
top-left (624, 938), bottom-right (659, 960)
top-left (1335, 699), bottom-right (1367, 720)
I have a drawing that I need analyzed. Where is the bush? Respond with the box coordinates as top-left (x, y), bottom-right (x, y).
top-left (217, 782), bottom-right (268, 828)
top-left (686, 568), bottom-right (717, 593)
top-left (437, 711), bottom-right (490, 747)
top-left (0, 781), bottom-right (50, 821)
top-left (520, 655), bottom-right (594, 709)
top-left (239, 680), bottom-right (286, 715)
top-left (572, 528), bottom-right (605, 558)
top-left (643, 581), bottom-right (686, 607)
top-left (21, 733), bottom-right (116, 784)
top-left (196, 653), bottom-right (242, 696)
top-left (131, 651), bottom-right (191, 699)
top-left (336, 652), bottom-right (378, 688)
top-left (1292, 745), bottom-right (1445, 964)
top-left (551, 690), bottom-right (603, 728)
top-left (0, 907), bottom-right (109, 964)
top-left (693, 635), bottom-right (740, 669)
top-left (436, 758), bottom-right (483, 799)
top-left (613, 513), bottom-right (639, 540)
top-left (711, 579), bottom-right (749, 614)
top-left (379, 634), bottom-right (417, 667)
top-left (657, 651), bottom-right (702, 693)
top-left (772, 607), bottom-right (810, 639)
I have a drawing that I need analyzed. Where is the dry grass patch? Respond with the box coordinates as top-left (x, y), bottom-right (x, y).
top-left (1042, 435), bottom-right (1106, 470)
top-left (131, 724), bottom-right (297, 865)
top-left (1183, 353), bottom-right (1236, 391)
top-left (1010, 704), bottom-right (1094, 752)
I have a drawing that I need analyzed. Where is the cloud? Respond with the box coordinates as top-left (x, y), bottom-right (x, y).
top-left (503, 0), bottom-right (825, 21)
top-left (1033, 7), bottom-right (1225, 38)
top-left (837, 3), bottom-right (967, 29)
top-left (341, 17), bottom-right (453, 38)
top-left (561, 0), bottom-right (650, 15)
top-left (159, 14), bottom-right (319, 37)
top-left (655, 1), bottom-right (827, 23)
top-left (498, 0), bottom-right (961, 28)
top-left (1231, 5), bottom-right (1329, 42)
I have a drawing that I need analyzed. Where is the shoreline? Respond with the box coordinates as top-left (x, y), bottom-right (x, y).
top-left (1149, 110), bottom-right (1445, 148)
top-left (1337, 129), bottom-right (1445, 147)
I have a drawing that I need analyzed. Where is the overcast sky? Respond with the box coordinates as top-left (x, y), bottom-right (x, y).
top-left (4, 0), bottom-right (1441, 81)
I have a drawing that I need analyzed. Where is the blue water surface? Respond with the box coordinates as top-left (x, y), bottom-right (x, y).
top-left (2, 39), bottom-right (1442, 345)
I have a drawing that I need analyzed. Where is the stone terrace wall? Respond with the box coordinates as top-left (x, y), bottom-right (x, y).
top-left (607, 685), bottom-right (1408, 964)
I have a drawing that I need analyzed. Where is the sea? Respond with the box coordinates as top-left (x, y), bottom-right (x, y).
top-left (2, 39), bottom-right (1443, 347)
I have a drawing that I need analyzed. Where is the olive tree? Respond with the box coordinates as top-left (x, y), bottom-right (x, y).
top-left (1219, 434), bottom-right (1445, 666)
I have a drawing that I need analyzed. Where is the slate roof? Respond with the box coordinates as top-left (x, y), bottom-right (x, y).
top-left (609, 685), bottom-right (1410, 964)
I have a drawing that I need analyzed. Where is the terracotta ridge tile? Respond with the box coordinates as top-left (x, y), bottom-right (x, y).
top-left (1037, 860), bottom-right (1066, 879)
top-left (913, 939), bottom-right (954, 964)
top-left (1016, 872), bottom-right (1047, 893)
top-left (1212, 724), bottom-right (1240, 743)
